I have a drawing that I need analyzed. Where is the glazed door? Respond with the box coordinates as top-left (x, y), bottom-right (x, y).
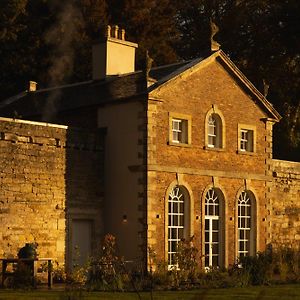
top-left (204, 216), bottom-right (219, 268)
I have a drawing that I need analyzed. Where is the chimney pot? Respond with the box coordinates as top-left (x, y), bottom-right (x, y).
top-left (106, 25), bottom-right (111, 38)
top-left (121, 29), bottom-right (126, 40)
top-left (29, 81), bottom-right (37, 92)
top-left (113, 25), bottom-right (119, 39)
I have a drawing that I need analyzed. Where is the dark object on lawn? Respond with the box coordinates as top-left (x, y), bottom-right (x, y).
top-left (18, 243), bottom-right (38, 259)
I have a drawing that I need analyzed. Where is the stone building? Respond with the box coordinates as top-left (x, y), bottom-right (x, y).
top-left (0, 26), bottom-right (299, 270)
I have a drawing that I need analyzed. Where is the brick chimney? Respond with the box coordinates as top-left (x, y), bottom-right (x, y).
top-left (92, 25), bottom-right (138, 80)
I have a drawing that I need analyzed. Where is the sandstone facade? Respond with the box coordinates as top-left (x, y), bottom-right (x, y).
top-left (146, 54), bottom-right (273, 267)
top-left (0, 46), bottom-right (298, 272)
top-left (0, 117), bottom-right (104, 268)
top-left (271, 159), bottom-right (300, 248)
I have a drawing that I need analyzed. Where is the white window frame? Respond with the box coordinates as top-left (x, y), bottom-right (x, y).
top-left (169, 113), bottom-right (191, 146)
top-left (204, 188), bottom-right (224, 269)
top-left (207, 115), bottom-right (217, 148)
top-left (238, 124), bottom-right (256, 153)
top-left (238, 191), bottom-right (252, 257)
top-left (205, 106), bottom-right (225, 150)
top-left (172, 118), bottom-right (184, 143)
top-left (168, 186), bottom-right (185, 269)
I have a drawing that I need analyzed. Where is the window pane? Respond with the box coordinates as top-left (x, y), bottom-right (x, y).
top-left (212, 243), bottom-right (219, 254)
top-left (212, 232), bottom-right (219, 242)
top-left (170, 228), bottom-right (177, 239)
top-left (179, 215), bottom-right (184, 226)
top-left (205, 219), bottom-right (209, 230)
top-left (239, 230), bottom-right (243, 240)
top-left (212, 220), bottom-right (219, 230)
top-left (178, 228), bottom-right (184, 239)
top-left (205, 232), bottom-right (209, 242)
top-left (205, 244), bottom-right (209, 254)
top-left (240, 242), bottom-right (244, 251)
top-left (205, 257), bottom-right (209, 266)
top-left (173, 202), bottom-right (178, 213)
top-left (212, 256), bottom-right (218, 266)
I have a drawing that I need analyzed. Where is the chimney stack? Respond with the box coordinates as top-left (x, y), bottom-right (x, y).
top-left (92, 25), bottom-right (138, 80)
top-left (29, 81), bottom-right (37, 92)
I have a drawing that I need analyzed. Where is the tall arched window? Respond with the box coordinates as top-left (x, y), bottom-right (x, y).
top-left (204, 188), bottom-right (225, 268)
top-left (237, 191), bottom-right (256, 257)
top-left (207, 114), bottom-right (222, 148)
top-left (168, 186), bottom-right (189, 268)
top-left (205, 106), bottom-right (225, 149)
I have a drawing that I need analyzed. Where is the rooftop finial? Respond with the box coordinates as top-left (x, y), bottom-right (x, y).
top-left (210, 19), bottom-right (221, 52)
top-left (29, 81), bottom-right (37, 92)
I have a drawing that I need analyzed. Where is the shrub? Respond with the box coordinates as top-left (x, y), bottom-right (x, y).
top-left (237, 252), bottom-right (272, 285)
top-left (87, 233), bottom-right (127, 291)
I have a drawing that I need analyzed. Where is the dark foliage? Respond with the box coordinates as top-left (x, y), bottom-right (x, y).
top-left (0, 0), bottom-right (299, 160)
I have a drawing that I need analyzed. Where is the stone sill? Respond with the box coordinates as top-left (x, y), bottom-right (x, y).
top-left (203, 146), bottom-right (225, 152)
top-left (168, 141), bottom-right (191, 148)
top-left (237, 150), bottom-right (257, 156)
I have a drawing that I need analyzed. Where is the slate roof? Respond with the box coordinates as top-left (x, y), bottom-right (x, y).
top-left (0, 50), bottom-right (281, 121)
top-left (0, 60), bottom-right (193, 120)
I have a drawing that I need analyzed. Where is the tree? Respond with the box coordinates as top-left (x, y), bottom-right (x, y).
top-left (107, 0), bottom-right (179, 67)
top-left (174, 0), bottom-right (300, 160)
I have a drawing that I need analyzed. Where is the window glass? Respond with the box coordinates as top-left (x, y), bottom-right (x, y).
top-left (205, 188), bottom-right (222, 268)
top-left (207, 113), bottom-right (223, 148)
top-left (238, 191), bottom-right (252, 257)
top-left (172, 118), bottom-right (188, 144)
top-left (240, 129), bottom-right (254, 152)
top-left (168, 186), bottom-right (186, 268)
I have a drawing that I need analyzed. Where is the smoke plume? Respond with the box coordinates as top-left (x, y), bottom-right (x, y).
top-left (42, 1), bottom-right (83, 121)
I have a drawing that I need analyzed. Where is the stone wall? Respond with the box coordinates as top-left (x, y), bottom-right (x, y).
top-left (271, 159), bottom-right (300, 248)
top-left (0, 117), bottom-right (104, 266)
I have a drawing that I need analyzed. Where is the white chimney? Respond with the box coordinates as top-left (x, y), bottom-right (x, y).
top-left (92, 25), bottom-right (138, 80)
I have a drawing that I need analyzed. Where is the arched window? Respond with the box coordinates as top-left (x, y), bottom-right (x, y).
top-left (168, 185), bottom-right (189, 268)
top-left (205, 106), bottom-right (225, 149)
top-left (204, 188), bottom-right (225, 268)
top-left (207, 113), bottom-right (222, 148)
top-left (237, 191), bottom-right (256, 257)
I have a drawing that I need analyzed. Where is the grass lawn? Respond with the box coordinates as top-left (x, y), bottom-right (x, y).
top-left (1, 284), bottom-right (300, 299)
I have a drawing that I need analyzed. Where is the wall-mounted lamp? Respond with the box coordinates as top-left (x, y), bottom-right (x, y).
top-left (122, 214), bottom-right (128, 223)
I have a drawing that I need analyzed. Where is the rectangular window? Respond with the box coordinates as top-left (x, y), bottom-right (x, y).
top-left (172, 118), bottom-right (188, 144)
top-left (172, 119), bottom-right (182, 143)
top-left (240, 129), bottom-right (249, 151)
top-left (238, 126), bottom-right (255, 153)
top-left (169, 113), bottom-right (191, 145)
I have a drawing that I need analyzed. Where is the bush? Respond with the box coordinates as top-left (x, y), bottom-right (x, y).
top-left (238, 252), bottom-right (272, 285)
top-left (87, 234), bottom-right (127, 291)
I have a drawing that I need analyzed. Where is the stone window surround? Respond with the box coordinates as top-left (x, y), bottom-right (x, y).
top-left (202, 185), bottom-right (226, 268)
top-left (168, 112), bottom-right (192, 147)
top-left (160, 177), bottom-right (262, 269)
top-left (204, 105), bottom-right (226, 150)
top-left (237, 123), bottom-right (257, 154)
top-left (235, 188), bottom-right (258, 258)
top-left (164, 177), bottom-right (194, 266)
